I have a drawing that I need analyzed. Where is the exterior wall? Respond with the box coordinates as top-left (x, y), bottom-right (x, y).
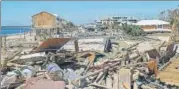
top-left (101, 19), bottom-right (114, 25)
top-left (140, 25), bottom-right (156, 30)
top-left (32, 12), bottom-right (57, 28)
top-left (163, 24), bottom-right (170, 29)
top-left (140, 24), bottom-right (170, 30)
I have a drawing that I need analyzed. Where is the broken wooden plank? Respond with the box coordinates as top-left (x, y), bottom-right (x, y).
top-left (2, 50), bottom-right (22, 67)
top-left (113, 73), bottom-right (119, 89)
top-left (119, 68), bottom-right (131, 89)
top-left (94, 71), bottom-right (104, 83)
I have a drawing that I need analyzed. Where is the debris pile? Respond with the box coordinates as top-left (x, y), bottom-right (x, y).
top-left (1, 37), bottom-right (179, 89)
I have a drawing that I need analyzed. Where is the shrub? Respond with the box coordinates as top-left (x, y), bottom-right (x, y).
top-left (121, 23), bottom-right (146, 36)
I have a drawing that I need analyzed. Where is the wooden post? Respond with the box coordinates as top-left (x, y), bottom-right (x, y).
top-left (3, 36), bottom-right (6, 55)
top-left (24, 28), bottom-right (25, 39)
top-left (74, 40), bottom-right (79, 60)
top-left (74, 40), bottom-right (79, 52)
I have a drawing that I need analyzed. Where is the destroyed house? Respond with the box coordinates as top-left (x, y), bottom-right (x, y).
top-left (32, 11), bottom-right (61, 36)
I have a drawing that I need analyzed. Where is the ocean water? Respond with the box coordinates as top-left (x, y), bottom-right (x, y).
top-left (0, 26), bottom-right (31, 36)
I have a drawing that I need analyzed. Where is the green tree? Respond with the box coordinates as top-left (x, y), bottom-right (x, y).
top-left (121, 23), bottom-right (145, 36)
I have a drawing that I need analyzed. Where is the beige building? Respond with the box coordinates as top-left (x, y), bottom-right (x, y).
top-left (32, 11), bottom-right (61, 36)
top-left (101, 18), bottom-right (115, 25)
top-left (135, 20), bottom-right (171, 33)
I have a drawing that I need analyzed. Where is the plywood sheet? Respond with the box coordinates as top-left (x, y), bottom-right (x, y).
top-left (158, 58), bottom-right (179, 86)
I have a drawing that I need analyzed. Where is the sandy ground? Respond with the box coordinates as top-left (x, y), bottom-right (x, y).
top-left (5, 32), bottom-right (36, 41)
top-left (1, 32), bottom-right (37, 60)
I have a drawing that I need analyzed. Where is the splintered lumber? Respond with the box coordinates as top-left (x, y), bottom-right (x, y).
top-left (2, 50), bottom-right (22, 67)
top-left (9, 52), bottom-right (46, 64)
top-left (82, 52), bottom-right (96, 75)
top-left (97, 71), bottom-right (107, 84)
top-left (6, 63), bottom-right (26, 67)
top-left (94, 71), bottom-right (104, 83)
top-left (75, 61), bottom-right (147, 82)
top-left (158, 41), bottom-right (166, 50)
top-left (119, 68), bottom-right (131, 89)
top-left (75, 61), bottom-right (120, 81)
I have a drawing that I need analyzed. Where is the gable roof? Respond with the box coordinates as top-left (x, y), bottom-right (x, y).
top-left (135, 20), bottom-right (169, 26)
top-left (32, 11), bottom-right (57, 18)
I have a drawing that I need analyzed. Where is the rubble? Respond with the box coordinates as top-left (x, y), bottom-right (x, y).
top-left (1, 36), bottom-right (179, 89)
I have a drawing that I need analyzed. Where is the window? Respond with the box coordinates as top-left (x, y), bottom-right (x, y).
top-left (157, 25), bottom-right (163, 28)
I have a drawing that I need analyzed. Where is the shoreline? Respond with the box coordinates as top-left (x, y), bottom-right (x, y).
top-left (0, 30), bottom-right (32, 37)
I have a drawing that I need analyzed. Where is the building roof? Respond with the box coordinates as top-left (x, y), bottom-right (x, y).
top-left (135, 20), bottom-right (169, 25)
top-left (143, 29), bottom-right (171, 32)
top-left (32, 11), bottom-right (57, 18)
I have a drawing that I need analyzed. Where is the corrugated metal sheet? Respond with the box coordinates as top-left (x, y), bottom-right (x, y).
top-left (33, 38), bottom-right (71, 53)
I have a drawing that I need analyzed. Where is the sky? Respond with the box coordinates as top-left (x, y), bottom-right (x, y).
top-left (2, 1), bottom-right (179, 26)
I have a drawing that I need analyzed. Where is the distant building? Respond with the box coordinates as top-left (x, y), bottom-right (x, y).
top-left (112, 16), bottom-right (138, 24)
top-left (32, 11), bottom-right (61, 36)
top-left (135, 20), bottom-right (171, 33)
top-left (32, 11), bottom-right (76, 38)
top-left (97, 16), bottom-right (138, 26)
top-left (100, 18), bottom-right (116, 25)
